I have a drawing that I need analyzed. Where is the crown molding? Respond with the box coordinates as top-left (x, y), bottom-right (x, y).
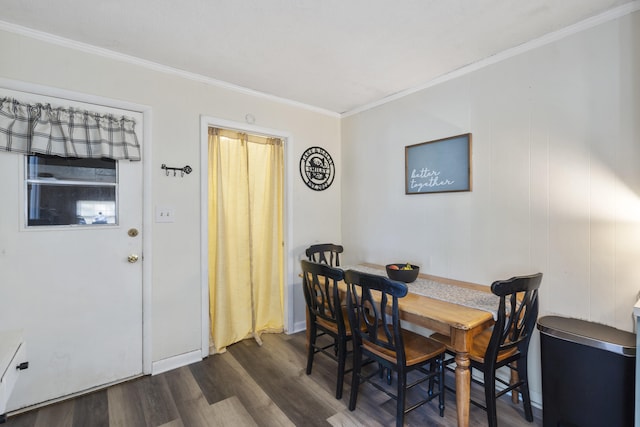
top-left (2, 0), bottom-right (638, 120)
top-left (342, 1), bottom-right (640, 117)
top-left (0, 20), bottom-right (340, 118)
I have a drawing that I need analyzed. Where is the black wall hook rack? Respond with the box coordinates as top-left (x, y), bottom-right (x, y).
top-left (162, 164), bottom-right (192, 177)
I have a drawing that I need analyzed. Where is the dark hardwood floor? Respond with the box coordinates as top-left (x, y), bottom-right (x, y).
top-left (4, 331), bottom-right (542, 426)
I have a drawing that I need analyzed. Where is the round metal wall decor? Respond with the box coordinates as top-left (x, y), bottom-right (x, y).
top-left (299, 146), bottom-right (335, 191)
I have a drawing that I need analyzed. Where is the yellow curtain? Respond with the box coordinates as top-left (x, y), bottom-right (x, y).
top-left (208, 128), bottom-right (284, 354)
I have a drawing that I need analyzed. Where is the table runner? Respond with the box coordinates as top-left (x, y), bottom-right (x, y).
top-left (342, 264), bottom-right (500, 320)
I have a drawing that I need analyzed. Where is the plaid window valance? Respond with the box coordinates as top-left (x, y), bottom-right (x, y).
top-left (0, 97), bottom-right (141, 161)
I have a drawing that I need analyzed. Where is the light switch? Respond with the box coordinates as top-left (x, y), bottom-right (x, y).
top-left (155, 206), bottom-right (175, 223)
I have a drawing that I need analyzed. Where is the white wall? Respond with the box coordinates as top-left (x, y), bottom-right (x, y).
top-left (0, 28), bottom-right (341, 367)
top-left (341, 11), bottom-right (640, 407)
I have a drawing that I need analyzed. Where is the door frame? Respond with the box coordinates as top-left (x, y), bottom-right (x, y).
top-left (199, 116), bottom-right (293, 357)
top-left (0, 77), bottom-right (153, 375)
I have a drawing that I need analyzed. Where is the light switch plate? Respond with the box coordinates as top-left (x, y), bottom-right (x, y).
top-left (155, 206), bottom-right (175, 223)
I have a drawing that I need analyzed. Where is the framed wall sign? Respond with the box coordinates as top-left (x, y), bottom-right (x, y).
top-left (405, 133), bottom-right (472, 194)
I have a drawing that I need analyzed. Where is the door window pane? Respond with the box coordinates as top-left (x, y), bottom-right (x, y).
top-left (25, 155), bottom-right (118, 227)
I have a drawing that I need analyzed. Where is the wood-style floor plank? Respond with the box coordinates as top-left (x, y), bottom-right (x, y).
top-left (107, 381), bottom-right (147, 427)
top-left (135, 374), bottom-right (181, 427)
top-left (191, 349), bottom-right (294, 427)
top-left (3, 331), bottom-right (542, 427)
top-left (327, 410), bottom-right (387, 427)
top-left (70, 390), bottom-right (108, 427)
top-left (207, 396), bottom-right (257, 427)
top-left (34, 399), bottom-right (73, 427)
top-left (0, 410), bottom-right (37, 427)
top-left (228, 339), bottom-right (335, 427)
top-left (164, 367), bottom-right (216, 427)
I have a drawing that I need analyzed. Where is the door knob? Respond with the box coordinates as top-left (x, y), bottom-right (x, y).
top-left (128, 254), bottom-right (139, 263)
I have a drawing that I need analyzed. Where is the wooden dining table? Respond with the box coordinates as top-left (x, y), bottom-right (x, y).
top-left (342, 263), bottom-right (497, 427)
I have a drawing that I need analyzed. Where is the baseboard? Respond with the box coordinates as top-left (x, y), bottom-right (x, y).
top-left (291, 320), bottom-right (306, 334)
top-left (530, 390), bottom-right (542, 409)
top-left (151, 350), bottom-right (202, 375)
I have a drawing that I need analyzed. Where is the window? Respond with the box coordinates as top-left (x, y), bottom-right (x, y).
top-left (25, 155), bottom-right (118, 227)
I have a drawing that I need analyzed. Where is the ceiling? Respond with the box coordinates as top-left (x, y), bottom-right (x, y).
top-left (0, 0), bottom-right (636, 115)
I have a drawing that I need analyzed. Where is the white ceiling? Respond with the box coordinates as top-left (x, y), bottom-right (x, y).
top-left (0, 0), bottom-right (636, 114)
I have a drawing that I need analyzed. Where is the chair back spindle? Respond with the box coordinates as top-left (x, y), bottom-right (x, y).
top-left (486, 273), bottom-right (542, 365)
top-left (301, 259), bottom-right (345, 335)
top-left (305, 243), bottom-right (343, 267)
top-left (346, 270), bottom-right (408, 365)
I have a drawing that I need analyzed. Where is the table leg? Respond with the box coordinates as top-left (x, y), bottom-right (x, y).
top-left (455, 351), bottom-right (471, 427)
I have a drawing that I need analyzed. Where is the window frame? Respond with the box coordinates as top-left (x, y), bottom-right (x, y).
top-left (23, 154), bottom-right (120, 229)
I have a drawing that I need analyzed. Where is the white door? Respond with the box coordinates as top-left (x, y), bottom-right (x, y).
top-left (0, 90), bottom-right (144, 411)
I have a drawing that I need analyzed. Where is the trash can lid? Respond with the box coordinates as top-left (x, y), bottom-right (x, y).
top-left (537, 315), bottom-right (636, 357)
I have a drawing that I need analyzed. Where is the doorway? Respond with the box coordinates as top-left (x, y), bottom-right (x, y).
top-left (199, 117), bottom-right (293, 356)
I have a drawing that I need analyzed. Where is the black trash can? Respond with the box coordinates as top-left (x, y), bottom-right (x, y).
top-left (537, 316), bottom-right (636, 427)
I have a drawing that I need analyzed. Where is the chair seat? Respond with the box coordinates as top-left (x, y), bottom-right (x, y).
top-left (363, 328), bottom-right (445, 366)
top-left (430, 330), bottom-right (518, 364)
top-left (317, 306), bottom-right (354, 336)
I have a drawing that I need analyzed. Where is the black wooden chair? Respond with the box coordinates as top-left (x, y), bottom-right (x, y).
top-left (300, 259), bottom-right (351, 399)
top-left (305, 243), bottom-right (343, 267)
top-left (431, 272), bottom-right (543, 427)
top-left (345, 269), bottom-right (445, 427)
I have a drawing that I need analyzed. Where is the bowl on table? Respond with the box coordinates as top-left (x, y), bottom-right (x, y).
top-left (385, 264), bottom-right (420, 283)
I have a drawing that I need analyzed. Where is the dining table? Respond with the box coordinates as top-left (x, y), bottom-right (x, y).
top-left (340, 263), bottom-right (498, 427)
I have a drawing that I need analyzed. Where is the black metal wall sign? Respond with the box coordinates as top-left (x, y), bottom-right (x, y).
top-left (299, 146), bottom-right (335, 191)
